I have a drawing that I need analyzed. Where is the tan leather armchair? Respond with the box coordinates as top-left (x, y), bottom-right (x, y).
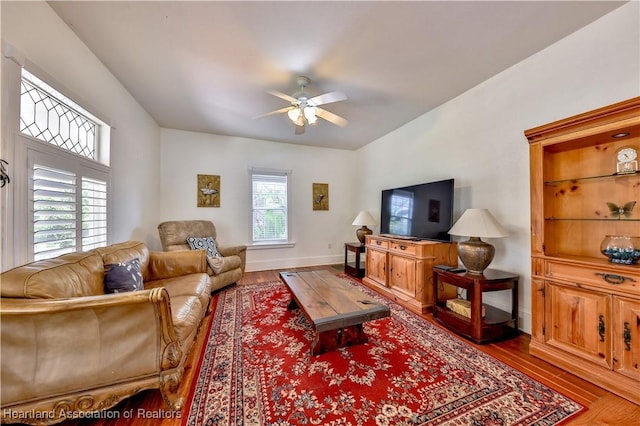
top-left (158, 220), bottom-right (246, 292)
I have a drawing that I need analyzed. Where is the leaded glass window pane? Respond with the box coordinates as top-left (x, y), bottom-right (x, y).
top-left (20, 70), bottom-right (97, 160)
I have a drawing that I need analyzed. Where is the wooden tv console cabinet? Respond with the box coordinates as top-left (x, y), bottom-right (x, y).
top-left (362, 235), bottom-right (458, 314)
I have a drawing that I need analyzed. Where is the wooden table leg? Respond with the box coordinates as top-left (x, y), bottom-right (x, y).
top-left (471, 280), bottom-right (483, 342)
top-left (341, 324), bottom-right (369, 347)
top-left (311, 325), bottom-right (369, 355)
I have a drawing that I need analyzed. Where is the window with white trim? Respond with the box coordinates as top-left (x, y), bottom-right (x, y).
top-left (18, 69), bottom-right (111, 261)
top-left (250, 169), bottom-right (291, 244)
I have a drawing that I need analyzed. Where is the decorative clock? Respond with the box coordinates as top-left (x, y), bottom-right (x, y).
top-left (616, 146), bottom-right (638, 174)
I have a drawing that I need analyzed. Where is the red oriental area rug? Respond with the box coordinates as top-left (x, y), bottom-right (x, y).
top-left (185, 277), bottom-right (584, 426)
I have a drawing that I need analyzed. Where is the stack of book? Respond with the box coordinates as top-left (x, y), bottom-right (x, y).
top-left (446, 298), bottom-right (485, 319)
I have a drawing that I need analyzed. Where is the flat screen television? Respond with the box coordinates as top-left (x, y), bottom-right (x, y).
top-left (379, 178), bottom-right (454, 242)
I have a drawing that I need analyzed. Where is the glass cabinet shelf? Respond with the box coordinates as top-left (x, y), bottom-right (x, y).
top-left (545, 217), bottom-right (640, 222)
top-left (544, 171), bottom-right (639, 186)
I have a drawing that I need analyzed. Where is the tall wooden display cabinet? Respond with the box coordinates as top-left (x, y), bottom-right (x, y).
top-left (525, 97), bottom-right (640, 405)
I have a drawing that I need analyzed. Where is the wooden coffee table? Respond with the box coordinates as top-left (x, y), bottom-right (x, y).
top-left (279, 269), bottom-right (390, 355)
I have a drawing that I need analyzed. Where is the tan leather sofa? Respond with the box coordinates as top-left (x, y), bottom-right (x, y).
top-left (158, 220), bottom-right (246, 292)
top-left (0, 241), bottom-right (212, 425)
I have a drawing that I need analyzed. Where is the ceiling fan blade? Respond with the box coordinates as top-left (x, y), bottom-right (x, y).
top-left (309, 91), bottom-right (347, 106)
top-left (295, 122), bottom-right (305, 135)
top-left (267, 89), bottom-right (298, 103)
top-left (253, 106), bottom-right (294, 119)
top-left (316, 108), bottom-right (348, 127)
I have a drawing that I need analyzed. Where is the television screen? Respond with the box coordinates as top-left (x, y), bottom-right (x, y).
top-left (380, 179), bottom-right (454, 242)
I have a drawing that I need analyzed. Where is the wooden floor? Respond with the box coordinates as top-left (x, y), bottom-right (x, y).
top-left (62, 265), bottom-right (640, 426)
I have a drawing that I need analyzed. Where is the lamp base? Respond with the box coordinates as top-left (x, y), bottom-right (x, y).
top-left (356, 226), bottom-right (372, 245)
top-left (458, 237), bottom-right (495, 274)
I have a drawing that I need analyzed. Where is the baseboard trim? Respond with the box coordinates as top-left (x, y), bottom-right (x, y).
top-left (246, 255), bottom-right (344, 272)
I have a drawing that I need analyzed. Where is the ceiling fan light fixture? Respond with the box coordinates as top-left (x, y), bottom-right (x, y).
top-left (288, 107), bottom-right (305, 126)
top-left (258, 76), bottom-right (348, 132)
top-left (287, 107), bottom-right (301, 122)
top-left (304, 106), bottom-right (318, 124)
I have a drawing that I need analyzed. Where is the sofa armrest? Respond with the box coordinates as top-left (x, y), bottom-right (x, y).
top-left (1, 288), bottom-right (184, 418)
top-left (147, 249), bottom-right (207, 281)
top-left (217, 245), bottom-right (247, 272)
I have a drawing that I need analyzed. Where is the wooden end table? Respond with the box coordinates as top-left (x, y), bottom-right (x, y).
top-left (433, 268), bottom-right (519, 344)
top-left (344, 242), bottom-right (365, 278)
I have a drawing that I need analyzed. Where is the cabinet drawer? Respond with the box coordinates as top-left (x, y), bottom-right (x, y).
top-left (546, 261), bottom-right (640, 295)
top-left (368, 238), bottom-right (389, 249)
top-left (391, 242), bottom-right (416, 255)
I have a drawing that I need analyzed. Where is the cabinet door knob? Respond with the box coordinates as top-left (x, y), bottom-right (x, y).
top-left (595, 273), bottom-right (636, 285)
top-left (399, 245), bottom-right (406, 250)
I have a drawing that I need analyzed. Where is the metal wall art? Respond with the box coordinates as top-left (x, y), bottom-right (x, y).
top-left (198, 174), bottom-right (220, 207)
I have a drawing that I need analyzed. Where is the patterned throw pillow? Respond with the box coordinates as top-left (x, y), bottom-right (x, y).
top-left (187, 236), bottom-right (222, 258)
top-left (105, 258), bottom-right (144, 293)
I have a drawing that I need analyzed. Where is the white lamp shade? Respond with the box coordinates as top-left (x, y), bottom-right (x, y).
top-left (448, 208), bottom-right (508, 238)
top-left (352, 210), bottom-right (376, 226)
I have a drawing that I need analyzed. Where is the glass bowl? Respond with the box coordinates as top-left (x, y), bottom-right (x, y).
top-left (600, 235), bottom-right (640, 265)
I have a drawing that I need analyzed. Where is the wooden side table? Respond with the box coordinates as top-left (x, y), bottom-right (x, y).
top-left (344, 242), bottom-right (365, 278)
top-left (433, 268), bottom-right (519, 344)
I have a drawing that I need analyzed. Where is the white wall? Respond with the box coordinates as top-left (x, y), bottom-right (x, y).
top-left (1, 1), bottom-right (162, 258)
top-left (357, 2), bottom-right (640, 333)
top-left (159, 129), bottom-right (358, 271)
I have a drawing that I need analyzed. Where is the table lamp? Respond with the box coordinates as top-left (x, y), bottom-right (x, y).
top-left (352, 211), bottom-right (376, 244)
top-left (448, 208), bottom-right (508, 274)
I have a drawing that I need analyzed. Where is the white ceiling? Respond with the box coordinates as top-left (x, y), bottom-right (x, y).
top-left (49, 1), bottom-right (625, 150)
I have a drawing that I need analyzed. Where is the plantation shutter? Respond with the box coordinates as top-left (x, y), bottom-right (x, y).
top-left (33, 164), bottom-right (77, 260)
top-left (32, 163), bottom-right (108, 261)
top-left (81, 177), bottom-right (108, 250)
top-left (251, 171), bottom-right (289, 243)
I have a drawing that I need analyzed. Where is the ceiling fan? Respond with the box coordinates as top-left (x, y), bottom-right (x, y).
top-left (255, 76), bottom-right (348, 135)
